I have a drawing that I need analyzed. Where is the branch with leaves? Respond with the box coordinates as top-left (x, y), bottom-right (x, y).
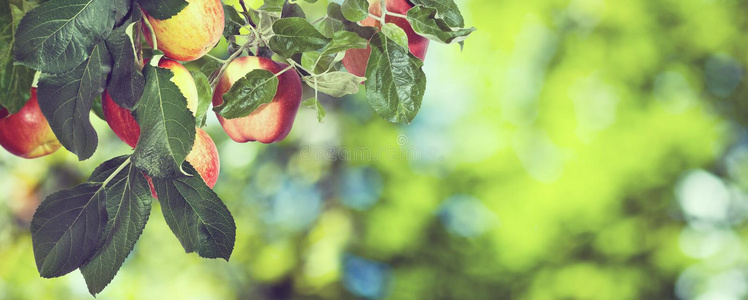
top-left (0, 0), bottom-right (475, 295)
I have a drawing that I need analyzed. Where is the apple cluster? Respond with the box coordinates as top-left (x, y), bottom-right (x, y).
top-left (2, 0), bottom-right (474, 295)
top-left (0, 0), bottom-right (433, 190)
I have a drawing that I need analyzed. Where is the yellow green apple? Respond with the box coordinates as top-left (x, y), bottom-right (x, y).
top-left (141, 0), bottom-right (225, 61)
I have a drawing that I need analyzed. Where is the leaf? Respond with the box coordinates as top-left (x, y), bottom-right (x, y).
top-left (281, 1), bottom-right (305, 19)
top-left (302, 97), bottom-right (326, 122)
top-left (317, 17), bottom-right (343, 38)
top-left (381, 23), bottom-right (408, 49)
top-left (259, 0), bottom-right (284, 14)
top-left (341, 0), bottom-right (368, 22)
top-left (268, 17), bottom-right (330, 58)
top-left (409, 0), bottom-right (465, 28)
top-left (320, 30), bottom-right (368, 56)
top-left (132, 64), bottom-right (196, 179)
top-left (153, 162), bottom-right (236, 260)
top-left (37, 42), bottom-right (112, 160)
top-left (31, 183), bottom-right (107, 278)
top-left (13, 0), bottom-right (115, 73)
top-left (223, 4), bottom-right (244, 39)
top-left (407, 6), bottom-right (475, 45)
top-left (304, 72), bottom-right (365, 97)
top-left (31, 154), bottom-right (129, 279)
top-left (300, 31), bottom-right (366, 75)
top-left (326, 2), bottom-right (376, 40)
top-left (0, 0), bottom-right (36, 113)
top-left (214, 69), bottom-right (278, 119)
top-left (105, 20), bottom-right (145, 110)
top-left (81, 162), bottom-right (153, 296)
top-left (200, 58), bottom-right (222, 79)
top-left (365, 32), bottom-right (426, 124)
top-left (301, 51), bottom-right (338, 74)
top-left (138, 0), bottom-right (187, 20)
top-left (190, 71), bottom-right (211, 127)
top-left (112, 0), bottom-right (132, 25)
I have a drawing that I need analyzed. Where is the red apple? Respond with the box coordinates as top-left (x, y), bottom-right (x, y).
top-left (0, 88), bottom-right (61, 159)
top-left (141, 0), bottom-right (224, 61)
top-left (342, 0), bottom-right (430, 78)
top-left (102, 59), bottom-right (219, 189)
top-left (212, 56), bottom-right (302, 144)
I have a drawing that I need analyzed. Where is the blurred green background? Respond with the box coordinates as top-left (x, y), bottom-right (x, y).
top-left (2, 0), bottom-right (747, 299)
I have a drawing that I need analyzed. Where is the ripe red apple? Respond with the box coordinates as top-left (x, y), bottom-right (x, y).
top-left (102, 59), bottom-right (219, 188)
top-left (0, 88), bottom-right (61, 159)
top-left (342, 0), bottom-right (430, 78)
top-left (212, 56), bottom-right (302, 144)
top-left (141, 0), bottom-right (224, 61)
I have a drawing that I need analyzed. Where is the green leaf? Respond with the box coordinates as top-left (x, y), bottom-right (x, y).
top-left (138, 0), bottom-right (187, 20)
top-left (31, 154), bottom-right (130, 279)
top-left (381, 23), bottom-right (408, 49)
top-left (223, 4), bottom-right (244, 39)
top-left (320, 30), bottom-right (368, 56)
top-left (317, 17), bottom-right (343, 38)
top-left (215, 69), bottom-right (279, 119)
top-left (281, 1), bottom-right (305, 19)
top-left (302, 97), bottom-right (326, 122)
top-left (112, 0), bottom-right (132, 24)
top-left (301, 51), bottom-right (339, 74)
top-left (105, 20), bottom-right (144, 110)
top-left (200, 58), bottom-right (222, 79)
top-left (259, 0), bottom-right (284, 14)
top-left (365, 32), bottom-right (426, 124)
top-left (132, 64), bottom-right (196, 179)
top-left (190, 71), bottom-right (211, 127)
top-left (268, 17), bottom-right (330, 58)
top-left (304, 72), bottom-right (365, 97)
top-left (255, 9), bottom-right (279, 39)
top-left (341, 0), bottom-right (368, 22)
top-left (13, 0), bottom-right (115, 73)
top-left (153, 162), bottom-right (236, 261)
top-left (0, 0), bottom-right (36, 113)
top-left (31, 183), bottom-right (107, 278)
top-left (326, 2), bottom-right (376, 40)
top-left (81, 161), bottom-right (153, 296)
top-left (409, 0), bottom-right (465, 28)
top-left (37, 42), bottom-right (112, 161)
top-left (407, 6), bottom-right (475, 44)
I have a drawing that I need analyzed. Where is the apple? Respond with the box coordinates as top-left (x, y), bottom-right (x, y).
top-left (102, 59), bottom-right (219, 189)
top-left (342, 0), bottom-right (430, 78)
top-left (141, 0), bottom-right (224, 62)
top-left (212, 56), bottom-right (302, 144)
top-left (0, 88), bottom-right (61, 159)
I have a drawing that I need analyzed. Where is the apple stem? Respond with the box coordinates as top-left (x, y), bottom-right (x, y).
top-left (141, 16), bottom-right (158, 51)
